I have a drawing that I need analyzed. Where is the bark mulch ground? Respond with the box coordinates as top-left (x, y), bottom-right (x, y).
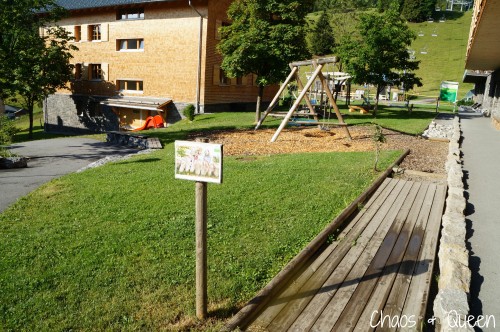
top-left (191, 125), bottom-right (448, 178)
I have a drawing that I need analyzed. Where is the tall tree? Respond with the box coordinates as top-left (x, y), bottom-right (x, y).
top-left (0, 0), bottom-right (75, 138)
top-left (309, 11), bottom-right (335, 56)
top-left (218, 0), bottom-right (313, 122)
top-left (337, 2), bottom-right (422, 114)
top-left (400, 0), bottom-right (436, 22)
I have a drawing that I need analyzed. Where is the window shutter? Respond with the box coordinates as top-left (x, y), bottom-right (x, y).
top-left (213, 65), bottom-right (220, 85)
top-left (64, 26), bottom-right (75, 41)
top-left (81, 25), bottom-right (88, 41)
top-left (101, 63), bottom-right (109, 81)
top-left (101, 23), bottom-right (109, 42)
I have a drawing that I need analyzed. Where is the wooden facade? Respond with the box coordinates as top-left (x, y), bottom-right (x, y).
top-left (45, 0), bottom-right (278, 133)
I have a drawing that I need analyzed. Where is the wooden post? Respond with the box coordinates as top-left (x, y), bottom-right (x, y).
top-left (255, 66), bottom-right (298, 130)
top-left (195, 138), bottom-right (208, 320)
top-left (271, 64), bottom-right (324, 142)
top-left (314, 61), bottom-right (352, 140)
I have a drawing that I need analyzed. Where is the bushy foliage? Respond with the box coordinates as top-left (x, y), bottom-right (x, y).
top-left (400, 0), bottom-right (436, 22)
top-left (218, 0), bottom-right (313, 87)
top-left (183, 104), bottom-right (195, 121)
top-left (337, 3), bottom-right (422, 113)
top-left (309, 11), bottom-right (335, 56)
top-left (0, 1), bottom-right (76, 139)
top-left (0, 116), bottom-right (19, 145)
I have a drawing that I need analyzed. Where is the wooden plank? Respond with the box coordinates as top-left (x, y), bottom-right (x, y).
top-left (251, 179), bottom-right (394, 328)
top-left (376, 184), bottom-right (437, 332)
top-left (230, 154), bottom-right (408, 332)
top-left (307, 181), bottom-right (415, 332)
top-left (266, 180), bottom-right (405, 331)
top-left (289, 57), bottom-right (339, 67)
top-left (352, 182), bottom-right (428, 331)
top-left (399, 185), bottom-right (447, 331)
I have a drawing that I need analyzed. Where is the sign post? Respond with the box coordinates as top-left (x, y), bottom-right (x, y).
top-left (440, 81), bottom-right (459, 112)
top-left (175, 139), bottom-right (223, 320)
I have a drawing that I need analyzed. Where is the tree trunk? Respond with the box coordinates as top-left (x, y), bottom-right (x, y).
top-left (28, 99), bottom-right (34, 140)
top-left (256, 85), bottom-right (264, 123)
top-left (374, 84), bottom-right (381, 116)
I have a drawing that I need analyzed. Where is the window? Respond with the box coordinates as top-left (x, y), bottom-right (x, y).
top-left (89, 24), bottom-right (101, 41)
top-left (74, 26), bottom-right (81, 42)
top-left (90, 64), bottom-right (102, 80)
top-left (117, 80), bottom-right (143, 92)
top-left (117, 39), bottom-right (144, 51)
top-left (117, 8), bottom-right (144, 20)
top-left (215, 20), bottom-right (231, 40)
top-left (219, 68), bottom-right (230, 85)
top-left (74, 63), bottom-right (82, 80)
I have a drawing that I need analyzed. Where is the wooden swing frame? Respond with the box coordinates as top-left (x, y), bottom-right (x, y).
top-left (255, 57), bottom-right (352, 142)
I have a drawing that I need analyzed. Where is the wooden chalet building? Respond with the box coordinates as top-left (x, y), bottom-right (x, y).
top-left (463, 0), bottom-right (500, 127)
top-left (44, 0), bottom-right (278, 133)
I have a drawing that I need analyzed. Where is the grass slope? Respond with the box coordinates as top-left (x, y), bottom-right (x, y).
top-left (0, 114), bottom-right (402, 331)
top-left (408, 11), bottom-right (473, 99)
top-left (308, 9), bottom-right (473, 100)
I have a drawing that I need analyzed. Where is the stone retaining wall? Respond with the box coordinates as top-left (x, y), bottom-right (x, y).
top-left (433, 116), bottom-right (473, 331)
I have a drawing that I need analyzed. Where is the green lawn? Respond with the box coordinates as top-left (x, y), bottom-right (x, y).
top-left (320, 104), bottom-right (439, 135)
top-left (0, 113), bottom-right (403, 331)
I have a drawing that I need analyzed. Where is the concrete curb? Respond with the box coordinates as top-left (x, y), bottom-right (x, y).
top-left (433, 116), bottom-right (473, 331)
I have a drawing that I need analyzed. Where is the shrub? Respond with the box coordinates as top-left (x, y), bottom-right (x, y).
top-left (183, 104), bottom-right (195, 121)
top-left (0, 115), bottom-right (19, 146)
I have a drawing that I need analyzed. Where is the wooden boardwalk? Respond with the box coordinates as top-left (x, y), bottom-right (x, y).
top-left (245, 178), bottom-right (447, 332)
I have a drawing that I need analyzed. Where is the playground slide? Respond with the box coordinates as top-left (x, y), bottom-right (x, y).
top-left (131, 115), bottom-right (165, 131)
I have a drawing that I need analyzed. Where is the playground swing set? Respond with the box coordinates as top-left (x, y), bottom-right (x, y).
top-left (255, 57), bottom-right (353, 142)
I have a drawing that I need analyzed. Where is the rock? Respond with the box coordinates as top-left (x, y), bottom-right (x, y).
top-left (422, 121), bottom-right (454, 139)
top-left (434, 289), bottom-right (474, 332)
top-left (0, 156), bottom-right (28, 169)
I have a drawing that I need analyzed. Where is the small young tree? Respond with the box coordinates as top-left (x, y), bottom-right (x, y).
top-left (372, 124), bottom-right (386, 171)
top-left (337, 2), bottom-right (422, 115)
top-left (309, 11), bottom-right (335, 56)
top-left (218, 0), bottom-right (313, 122)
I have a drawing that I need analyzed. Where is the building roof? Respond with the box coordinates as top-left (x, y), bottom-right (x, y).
top-left (56, 0), bottom-right (178, 11)
top-left (465, 0), bottom-right (500, 70)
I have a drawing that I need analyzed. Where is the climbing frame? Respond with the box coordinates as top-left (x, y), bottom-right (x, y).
top-left (255, 57), bottom-right (352, 142)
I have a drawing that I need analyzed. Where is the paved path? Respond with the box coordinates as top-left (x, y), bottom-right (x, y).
top-left (460, 110), bottom-right (500, 330)
top-left (0, 138), bottom-right (139, 213)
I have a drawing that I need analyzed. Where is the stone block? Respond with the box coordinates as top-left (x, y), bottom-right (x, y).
top-left (433, 289), bottom-right (473, 332)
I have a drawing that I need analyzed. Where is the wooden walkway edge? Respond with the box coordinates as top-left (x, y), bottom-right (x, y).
top-left (228, 178), bottom-right (446, 332)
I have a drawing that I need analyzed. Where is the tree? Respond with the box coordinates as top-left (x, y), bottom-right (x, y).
top-left (400, 0), bottom-right (436, 22)
top-left (218, 0), bottom-right (313, 122)
top-left (0, 0), bottom-right (75, 139)
top-left (337, 2), bottom-right (422, 115)
top-left (309, 11), bottom-right (335, 56)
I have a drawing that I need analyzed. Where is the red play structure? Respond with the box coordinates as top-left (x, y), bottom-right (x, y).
top-left (132, 115), bottom-right (165, 131)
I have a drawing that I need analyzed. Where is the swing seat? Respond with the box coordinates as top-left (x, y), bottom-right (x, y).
top-left (349, 105), bottom-right (370, 114)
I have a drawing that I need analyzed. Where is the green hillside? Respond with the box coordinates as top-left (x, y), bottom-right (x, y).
top-left (308, 9), bottom-right (474, 100)
top-left (407, 11), bottom-right (473, 99)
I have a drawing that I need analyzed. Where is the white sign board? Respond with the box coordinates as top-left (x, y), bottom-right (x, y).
top-left (175, 140), bottom-right (223, 184)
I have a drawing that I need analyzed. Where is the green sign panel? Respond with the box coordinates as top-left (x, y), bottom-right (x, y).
top-left (440, 81), bottom-right (459, 102)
